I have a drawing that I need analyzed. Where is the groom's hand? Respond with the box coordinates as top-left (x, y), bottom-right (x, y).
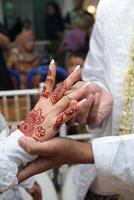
top-left (65, 81), bottom-right (113, 127)
top-left (18, 137), bottom-right (94, 183)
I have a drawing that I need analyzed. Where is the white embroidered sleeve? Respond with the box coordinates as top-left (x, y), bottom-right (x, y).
top-left (92, 134), bottom-right (134, 194)
top-left (82, 6), bottom-right (109, 92)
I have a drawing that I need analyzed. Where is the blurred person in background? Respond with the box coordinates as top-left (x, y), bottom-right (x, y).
top-left (44, 2), bottom-right (64, 41)
top-left (22, 19), bottom-right (32, 31)
top-left (0, 32), bottom-right (13, 90)
top-left (59, 0), bottom-right (94, 64)
top-left (67, 51), bottom-right (85, 75)
top-left (65, 0), bottom-right (94, 32)
top-left (7, 30), bottom-right (39, 88)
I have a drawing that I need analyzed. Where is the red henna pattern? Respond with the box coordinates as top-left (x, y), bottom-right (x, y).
top-left (20, 108), bottom-right (45, 137)
top-left (40, 86), bottom-right (50, 98)
top-left (50, 80), bottom-right (67, 104)
top-left (45, 78), bottom-right (53, 85)
top-left (34, 126), bottom-right (46, 138)
top-left (53, 113), bottom-right (64, 131)
top-left (35, 108), bottom-right (45, 125)
top-left (64, 104), bottom-right (79, 116)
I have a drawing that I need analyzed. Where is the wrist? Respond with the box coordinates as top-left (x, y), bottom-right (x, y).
top-left (71, 141), bottom-right (94, 164)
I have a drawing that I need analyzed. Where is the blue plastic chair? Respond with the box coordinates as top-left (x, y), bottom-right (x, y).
top-left (26, 65), bottom-right (68, 89)
top-left (9, 69), bottom-right (21, 89)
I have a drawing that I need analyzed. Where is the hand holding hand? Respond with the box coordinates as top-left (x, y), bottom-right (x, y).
top-left (18, 136), bottom-right (93, 183)
top-left (65, 81), bottom-right (113, 127)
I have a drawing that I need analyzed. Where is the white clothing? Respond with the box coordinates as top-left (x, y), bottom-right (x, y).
top-left (0, 113), bottom-right (36, 199)
top-left (73, 0), bottom-right (134, 199)
top-left (0, 129), bottom-right (36, 193)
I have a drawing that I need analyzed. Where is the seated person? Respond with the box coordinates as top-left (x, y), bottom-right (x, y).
top-left (7, 30), bottom-right (39, 88)
top-left (67, 51), bottom-right (85, 75)
top-left (0, 60), bottom-right (89, 194)
top-left (60, 0), bottom-right (94, 52)
top-left (0, 33), bottom-right (13, 91)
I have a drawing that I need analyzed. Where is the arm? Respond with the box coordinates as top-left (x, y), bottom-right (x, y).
top-left (0, 62), bottom-right (91, 192)
top-left (18, 134), bottom-right (134, 193)
top-left (18, 137), bottom-right (94, 183)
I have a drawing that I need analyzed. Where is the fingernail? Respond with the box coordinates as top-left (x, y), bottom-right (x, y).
top-left (81, 98), bottom-right (89, 106)
top-left (50, 59), bottom-right (55, 69)
top-left (83, 82), bottom-right (90, 88)
top-left (18, 136), bottom-right (27, 146)
top-left (74, 65), bottom-right (80, 72)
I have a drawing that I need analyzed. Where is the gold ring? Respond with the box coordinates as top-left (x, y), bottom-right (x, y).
top-left (66, 95), bottom-right (72, 101)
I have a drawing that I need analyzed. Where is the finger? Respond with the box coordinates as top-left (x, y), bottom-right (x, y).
top-left (66, 82), bottom-right (90, 101)
top-left (76, 94), bottom-right (95, 125)
top-left (49, 95), bottom-right (71, 116)
top-left (18, 158), bottom-right (48, 183)
top-left (18, 136), bottom-right (41, 155)
top-left (49, 65), bottom-right (81, 104)
top-left (52, 98), bottom-right (91, 132)
top-left (95, 92), bottom-right (113, 126)
top-left (65, 101), bottom-right (77, 127)
top-left (40, 59), bottom-right (56, 99)
top-left (10, 125), bottom-right (18, 134)
top-left (18, 136), bottom-right (54, 156)
top-left (87, 93), bottom-right (101, 127)
top-left (18, 156), bottom-right (61, 183)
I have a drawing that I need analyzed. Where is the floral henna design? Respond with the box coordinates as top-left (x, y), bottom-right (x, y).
top-left (50, 80), bottom-right (67, 104)
top-left (53, 113), bottom-right (64, 131)
top-left (64, 104), bottom-right (79, 116)
top-left (33, 126), bottom-right (46, 141)
top-left (20, 108), bottom-right (45, 138)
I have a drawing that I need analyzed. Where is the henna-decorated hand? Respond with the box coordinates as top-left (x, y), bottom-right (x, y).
top-left (19, 61), bottom-right (89, 141)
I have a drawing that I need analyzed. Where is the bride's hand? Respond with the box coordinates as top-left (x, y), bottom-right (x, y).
top-left (19, 61), bottom-right (89, 141)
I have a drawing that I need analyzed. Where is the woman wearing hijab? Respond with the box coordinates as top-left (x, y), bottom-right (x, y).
top-left (44, 2), bottom-right (64, 41)
top-left (7, 31), bottom-right (39, 88)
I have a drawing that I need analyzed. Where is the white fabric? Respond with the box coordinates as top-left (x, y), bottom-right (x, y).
top-left (92, 134), bottom-right (134, 200)
top-left (72, 0), bottom-right (134, 199)
top-left (4, 129), bottom-right (37, 167)
top-left (0, 116), bottom-right (35, 198)
top-left (0, 129), bottom-right (37, 192)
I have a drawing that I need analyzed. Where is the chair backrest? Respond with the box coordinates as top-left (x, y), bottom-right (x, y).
top-left (9, 69), bottom-right (21, 89)
top-left (0, 89), bottom-right (40, 126)
top-left (26, 65), bottom-right (68, 89)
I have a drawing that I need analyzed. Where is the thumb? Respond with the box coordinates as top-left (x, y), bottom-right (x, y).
top-left (18, 136), bottom-right (39, 155)
top-left (18, 136), bottom-right (50, 156)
